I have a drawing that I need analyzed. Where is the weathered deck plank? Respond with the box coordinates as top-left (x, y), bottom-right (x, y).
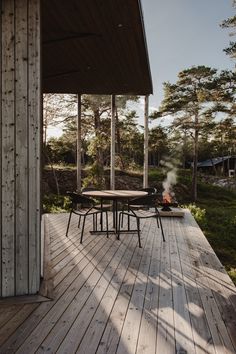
top-left (0, 210), bottom-right (235, 354)
top-left (96, 221), bottom-right (147, 354)
top-left (174, 217), bottom-right (216, 354)
top-left (156, 218), bottom-right (175, 354)
top-left (136, 221), bottom-right (162, 354)
top-left (116, 219), bottom-right (154, 354)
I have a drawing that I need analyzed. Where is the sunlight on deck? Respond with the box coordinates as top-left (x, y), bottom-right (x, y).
top-left (0, 210), bottom-right (236, 353)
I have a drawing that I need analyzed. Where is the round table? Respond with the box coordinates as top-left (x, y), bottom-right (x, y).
top-left (82, 190), bottom-right (147, 233)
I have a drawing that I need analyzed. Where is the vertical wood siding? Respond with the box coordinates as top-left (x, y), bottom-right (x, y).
top-left (0, 0), bottom-right (41, 297)
top-left (28, 0), bottom-right (41, 294)
top-left (1, 0), bottom-right (16, 297)
top-left (0, 0), bottom-right (2, 297)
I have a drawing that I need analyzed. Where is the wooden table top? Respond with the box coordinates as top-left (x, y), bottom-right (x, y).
top-left (82, 190), bottom-right (147, 199)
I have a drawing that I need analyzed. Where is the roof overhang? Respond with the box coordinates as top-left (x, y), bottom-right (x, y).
top-left (42, 0), bottom-right (153, 95)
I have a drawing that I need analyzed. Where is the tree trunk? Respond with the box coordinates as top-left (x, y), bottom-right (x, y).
top-left (94, 109), bottom-right (104, 187)
top-left (182, 129), bottom-right (187, 168)
top-left (192, 114), bottom-right (199, 202)
top-left (110, 95), bottom-right (116, 189)
top-left (76, 94), bottom-right (82, 192)
top-left (143, 95), bottom-right (149, 188)
top-left (115, 108), bottom-right (125, 170)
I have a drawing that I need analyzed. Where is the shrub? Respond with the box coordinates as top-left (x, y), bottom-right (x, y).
top-left (185, 203), bottom-right (207, 227)
top-left (43, 194), bottom-right (70, 213)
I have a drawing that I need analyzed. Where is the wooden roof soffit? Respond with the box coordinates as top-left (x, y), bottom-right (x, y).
top-left (42, 0), bottom-right (153, 95)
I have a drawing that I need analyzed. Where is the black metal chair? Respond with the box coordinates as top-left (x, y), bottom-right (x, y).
top-left (66, 192), bottom-right (109, 243)
top-left (118, 194), bottom-right (165, 248)
top-left (128, 187), bottom-right (158, 209)
top-left (121, 187), bottom-right (158, 226)
top-left (139, 187), bottom-right (157, 195)
top-left (81, 187), bottom-right (112, 231)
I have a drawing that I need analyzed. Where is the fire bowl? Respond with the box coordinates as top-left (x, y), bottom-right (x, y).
top-left (159, 202), bottom-right (178, 212)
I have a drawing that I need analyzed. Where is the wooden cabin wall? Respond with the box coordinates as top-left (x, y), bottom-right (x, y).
top-left (0, 0), bottom-right (41, 297)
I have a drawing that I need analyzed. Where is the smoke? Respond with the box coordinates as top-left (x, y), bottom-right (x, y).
top-left (160, 157), bottom-right (179, 199)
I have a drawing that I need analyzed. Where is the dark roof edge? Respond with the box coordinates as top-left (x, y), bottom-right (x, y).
top-left (137, 0), bottom-right (153, 95)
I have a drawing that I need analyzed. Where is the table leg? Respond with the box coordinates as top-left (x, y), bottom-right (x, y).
top-left (100, 199), bottom-right (103, 231)
top-left (112, 199), bottom-right (118, 232)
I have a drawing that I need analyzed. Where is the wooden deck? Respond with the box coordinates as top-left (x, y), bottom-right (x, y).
top-left (0, 210), bottom-right (236, 354)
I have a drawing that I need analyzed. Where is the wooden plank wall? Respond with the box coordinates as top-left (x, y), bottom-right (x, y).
top-left (0, 0), bottom-right (2, 300)
top-left (0, 0), bottom-right (41, 297)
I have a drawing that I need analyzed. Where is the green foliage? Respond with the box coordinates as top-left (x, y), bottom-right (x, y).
top-left (228, 269), bottom-right (236, 284)
top-left (185, 203), bottom-right (207, 227)
top-left (193, 183), bottom-right (236, 284)
top-left (43, 194), bottom-right (70, 213)
top-left (157, 66), bottom-right (222, 201)
top-left (117, 111), bottom-right (144, 167)
top-left (221, 2), bottom-right (236, 60)
top-left (87, 134), bottom-right (109, 159)
top-left (82, 162), bottom-right (105, 189)
top-left (45, 136), bottom-right (76, 164)
top-left (148, 167), bottom-right (166, 182)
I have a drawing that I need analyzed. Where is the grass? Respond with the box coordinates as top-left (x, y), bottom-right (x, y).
top-left (43, 194), bottom-right (71, 213)
top-left (197, 184), bottom-right (236, 284)
top-left (44, 163), bottom-right (76, 171)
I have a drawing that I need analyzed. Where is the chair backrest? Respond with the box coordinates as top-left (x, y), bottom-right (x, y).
top-left (129, 194), bottom-right (158, 208)
top-left (66, 191), bottom-right (94, 207)
top-left (81, 187), bottom-right (98, 192)
top-left (139, 187), bottom-right (157, 195)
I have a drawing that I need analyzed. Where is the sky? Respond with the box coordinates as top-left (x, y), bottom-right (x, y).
top-left (141, 0), bottom-right (235, 111)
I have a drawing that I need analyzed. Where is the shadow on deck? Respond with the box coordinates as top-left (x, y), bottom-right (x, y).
top-left (0, 210), bottom-right (236, 353)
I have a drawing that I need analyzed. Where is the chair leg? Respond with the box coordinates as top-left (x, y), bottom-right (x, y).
top-left (105, 211), bottom-right (109, 238)
top-left (137, 218), bottom-right (142, 248)
top-left (95, 213), bottom-right (97, 230)
top-left (121, 211), bottom-right (124, 228)
top-left (66, 211), bottom-right (73, 237)
top-left (100, 211), bottom-right (103, 231)
top-left (92, 214), bottom-right (94, 230)
top-left (80, 217), bottom-right (86, 244)
top-left (78, 215), bottom-right (81, 228)
top-left (158, 215), bottom-right (165, 242)
top-left (155, 207), bottom-right (160, 227)
top-left (117, 212), bottom-right (122, 240)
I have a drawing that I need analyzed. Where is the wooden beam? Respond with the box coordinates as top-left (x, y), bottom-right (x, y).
top-left (77, 94), bottom-right (82, 192)
top-left (110, 95), bottom-right (116, 190)
top-left (143, 95), bottom-right (149, 188)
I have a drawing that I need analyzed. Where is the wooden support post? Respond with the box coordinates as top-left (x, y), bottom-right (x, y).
top-left (0, 0), bottom-right (41, 297)
top-left (143, 95), bottom-right (149, 188)
top-left (77, 94), bottom-right (82, 193)
top-left (110, 95), bottom-right (116, 190)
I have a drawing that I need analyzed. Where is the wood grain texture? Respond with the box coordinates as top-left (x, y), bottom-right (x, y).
top-left (1, 0), bottom-right (41, 297)
top-left (1, 0), bottom-right (16, 298)
top-left (28, 0), bottom-right (41, 294)
top-left (0, 0), bottom-right (2, 298)
top-left (15, 0), bottom-right (29, 296)
top-left (0, 212), bottom-right (235, 353)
